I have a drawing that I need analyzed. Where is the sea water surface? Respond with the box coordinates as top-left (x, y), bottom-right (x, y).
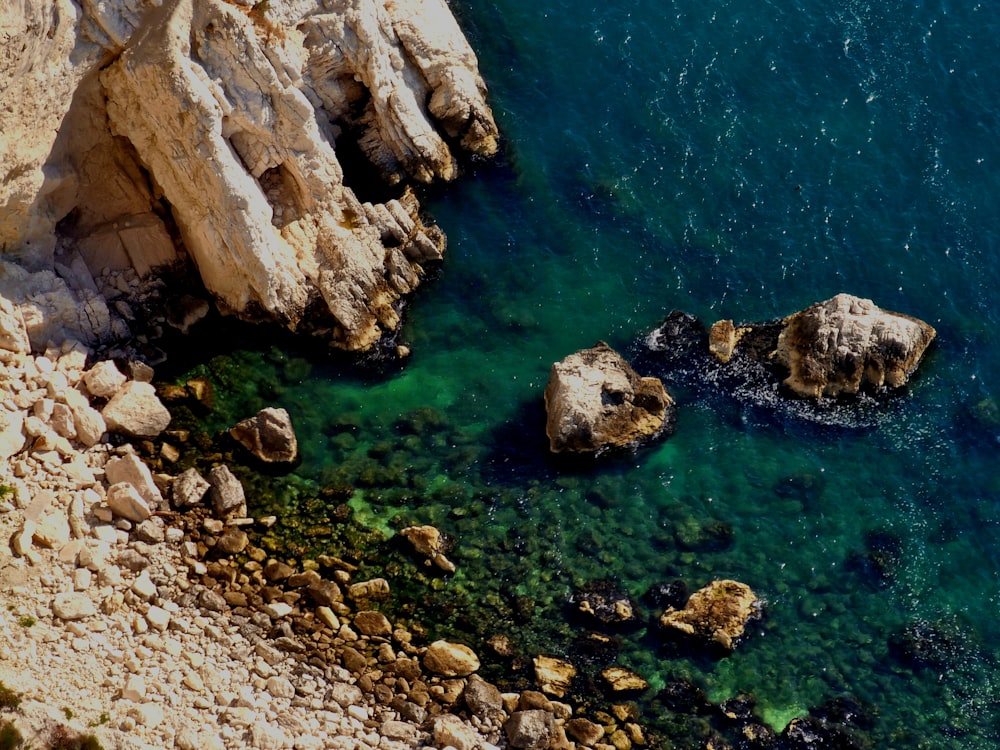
top-left (165, 0), bottom-right (1000, 746)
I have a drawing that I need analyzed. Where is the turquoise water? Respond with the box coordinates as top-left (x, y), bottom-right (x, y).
top-left (164, 0), bottom-right (1000, 746)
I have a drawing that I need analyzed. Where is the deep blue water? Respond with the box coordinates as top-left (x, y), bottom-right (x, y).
top-left (168, 0), bottom-right (1000, 746)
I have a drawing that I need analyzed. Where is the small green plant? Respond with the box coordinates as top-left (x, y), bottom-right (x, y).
top-left (16, 617), bottom-right (34, 629)
top-left (85, 715), bottom-right (108, 729)
top-left (62, 708), bottom-right (72, 721)
top-left (0, 719), bottom-right (22, 750)
top-left (0, 684), bottom-right (20, 712)
top-left (0, 484), bottom-right (14, 502)
top-left (48, 723), bottom-right (104, 750)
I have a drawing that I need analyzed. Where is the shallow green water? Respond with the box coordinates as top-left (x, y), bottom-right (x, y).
top-left (162, 0), bottom-right (1000, 746)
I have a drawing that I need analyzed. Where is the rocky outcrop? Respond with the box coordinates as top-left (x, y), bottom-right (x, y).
top-left (659, 579), bottom-right (761, 651)
top-left (544, 342), bottom-right (674, 454)
top-left (773, 293), bottom-right (936, 398)
top-left (1, 0), bottom-right (498, 352)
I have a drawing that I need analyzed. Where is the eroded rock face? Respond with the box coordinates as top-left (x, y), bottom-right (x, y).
top-left (544, 342), bottom-right (674, 454)
top-left (659, 579), bottom-right (761, 652)
top-left (1, 0), bottom-right (498, 352)
top-left (774, 294), bottom-right (936, 398)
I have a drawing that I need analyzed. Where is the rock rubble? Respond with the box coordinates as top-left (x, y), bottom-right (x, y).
top-left (0, 342), bottom-right (647, 749)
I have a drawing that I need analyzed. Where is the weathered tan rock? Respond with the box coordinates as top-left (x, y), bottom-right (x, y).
top-left (544, 342), bottom-right (673, 454)
top-left (433, 713), bottom-right (482, 750)
top-left (708, 319), bottom-right (738, 363)
top-left (354, 610), bottom-right (392, 637)
top-left (207, 465), bottom-right (247, 519)
top-left (104, 452), bottom-right (163, 508)
top-left (399, 525), bottom-right (456, 573)
top-left (102, 381), bottom-right (171, 438)
top-left (423, 640), bottom-right (481, 677)
top-left (172, 467), bottom-right (210, 508)
top-left (0, 296), bottom-right (29, 353)
top-left (533, 655), bottom-right (576, 698)
top-left (51, 591), bottom-right (96, 621)
top-left (0, 409), bottom-right (26, 459)
top-left (659, 579), bottom-right (761, 651)
top-left (2, 0), bottom-right (497, 353)
top-left (504, 709), bottom-right (555, 750)
top-left (0, 262), bottom-right (115, 351)
top-left (229, 407), bottom-right (298, 463)
top-left (106, 482), bottom-right (153, 523)
top-left (566, 717), bottom-right (605, 746)
top-left (83, 361), bottom-right (128, 399)
top-left (600, 665), bottom-right (649, 693)
top-left (774, 294), bottom-right (936, 398)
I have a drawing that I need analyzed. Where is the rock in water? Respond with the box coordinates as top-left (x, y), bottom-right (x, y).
top-left (659, 579), bottom-right (761, 652)
top-left (774, 294), bottom-right (936, 398)
top-left (544, 342), bottom-right (674, 454)
top-left (229, 407), bottom-right (298, 464)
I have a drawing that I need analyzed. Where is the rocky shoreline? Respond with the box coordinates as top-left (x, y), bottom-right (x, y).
top-left (0, 340), bottom-right (638, 750)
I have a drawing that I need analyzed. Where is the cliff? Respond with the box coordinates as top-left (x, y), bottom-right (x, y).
top-left (0, 0), bottom-right (498, 352)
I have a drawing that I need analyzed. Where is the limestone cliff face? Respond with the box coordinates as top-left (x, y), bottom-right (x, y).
top-left (0, 0), bottom-right (498, 351)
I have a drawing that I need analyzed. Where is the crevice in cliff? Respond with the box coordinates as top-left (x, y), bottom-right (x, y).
top-left (333, 127), bottom-right (403, 206)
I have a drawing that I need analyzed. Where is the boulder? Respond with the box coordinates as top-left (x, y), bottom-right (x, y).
top-left (533, 655), bottom-right (576, 698)
top-left (432, 714), bottom-right (481, 750)
top-left (423, 640), bottom-right (480, 677)
top-left (544, 341), bottom-right (674, 454)
top-left (172, 468), bottom-right (210, 508)
top-left (102, 381), bottom-right (171, 438)
top-left (463, 675), bottom-right (504, 720)
top-left (229, 407), bottom-right (298, 463)
top-left (353, 611), bottom-right (392, 638)
top-left (0, 409), bottom-right (26, 460)
top-left (83, 361), bottom-right (128, 398)
top-left (773, 294), bottom-right (936, 398)
top-left (399, 525), bottom-right (456, 573)
top-left (659, 579), bottom-right (761, 651)
top-left (207, 465), bottom-right (247, 519)
top-left (708, 319), bottom-right (739, 363)
top-left (566, 718), bottom-right (605, 746)
top-left (600, 665), bottom-right (649, 693)
top-left (105, 482), bottom-right (153, 523)
top-left (0, 296), bottom-right (29, 353)
top-left (51, 592), bottom-right (96, 620)
top-left (504, 710), bottom-right (555, 750)
top-left (104, 452), bottom-right (164, 508)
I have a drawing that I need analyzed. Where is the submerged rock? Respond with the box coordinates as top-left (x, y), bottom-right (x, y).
top-left (568, 579), bottom-right (641, 629)
top-left (658, 579), bottom-right (761, 652)
top-left (600, 665), bottom-right (649, 694)
top-left (774, 294), bottom-right (936, 398)
top-left (399, 525), bottom-right (456, 573)
top-left (544, 341), bottom-right (674, 454)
